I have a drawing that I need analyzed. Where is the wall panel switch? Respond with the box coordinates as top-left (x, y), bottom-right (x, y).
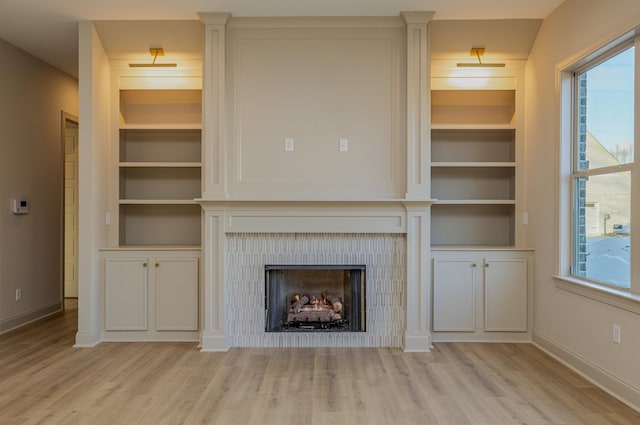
top-left (339, 138), bottom-right (348, 152)
top-left (285, 138), bottom-right (294, 152)
top-left (613, 324), bottom-right (621, 344)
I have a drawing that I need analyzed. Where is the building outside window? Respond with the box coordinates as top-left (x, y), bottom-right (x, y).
top-left (571, 43), bottom-right (634, 289)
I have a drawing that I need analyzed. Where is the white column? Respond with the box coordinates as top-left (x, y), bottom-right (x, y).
top-left (75, 22), bottom-right (110, 347)
top-left (199, 13), bottom-right (230, 200)
top-left (199, 203), bottom-right (229, 351)
top-left (401, 12), bottom-right (434, 200)
top-left (403, 201), bottom-right (432, 351)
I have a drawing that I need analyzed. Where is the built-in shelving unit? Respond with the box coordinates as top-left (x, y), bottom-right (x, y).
top-left (116, 86), bottom-right (202, 247)
top-left (430, 66), bottom-right (523, 247)
top-left (429, 61), bottom-right (531, 341)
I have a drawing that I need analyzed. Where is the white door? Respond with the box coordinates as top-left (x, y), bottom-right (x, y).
top-left (64, 128), bottom-right (79, 297)
top-left (155, 257), bottom-right (199, 331)
top-left (432, 258), bottom-right (477, 331)
top-left (105, 257), bottom-right (149, 330)
top-left (484, 258), bottom-right (528, 331)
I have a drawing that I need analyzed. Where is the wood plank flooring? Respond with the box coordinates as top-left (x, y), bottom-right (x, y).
top-left (1, 300), bottom-right (639, 425)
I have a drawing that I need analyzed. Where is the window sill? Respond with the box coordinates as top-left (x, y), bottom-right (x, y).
top-left (553, 275), bottom-right (640, 315)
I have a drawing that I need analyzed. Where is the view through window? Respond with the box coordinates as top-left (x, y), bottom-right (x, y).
top-left (572, 45), bottom-right (634, 289)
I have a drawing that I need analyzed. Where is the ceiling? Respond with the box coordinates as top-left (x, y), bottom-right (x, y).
top-left (0, 0), bottom-right (566, 78)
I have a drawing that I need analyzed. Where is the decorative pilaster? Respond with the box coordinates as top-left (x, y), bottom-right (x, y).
top-left (401, 12), bottom-right (434, 200)
top-left (402, 201), bottom-right (432, 351)
top-left (199, 202), bottom-right (229, 351)
top-left (199, 13), bottom-right (231, 200)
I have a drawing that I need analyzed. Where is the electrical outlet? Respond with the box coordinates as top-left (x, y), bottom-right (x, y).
top-left (613, 324), bottom-right (621, 344)
top-left (339, 138), bottom-right (348, 152)
top-left (15, 288), bottom-right (21, 301)
top-left (284, 138), bottom-right (294, 152)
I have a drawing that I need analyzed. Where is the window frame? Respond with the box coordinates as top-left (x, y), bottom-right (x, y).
top-left (555, 31), bottom-right (640, 308)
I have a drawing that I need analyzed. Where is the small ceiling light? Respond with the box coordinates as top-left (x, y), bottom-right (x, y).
top-left (129, 48), bottom-right (177, 68)
top-left (457, 47), bottom-right (505, 68)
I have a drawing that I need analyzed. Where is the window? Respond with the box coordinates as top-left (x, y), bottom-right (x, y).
top-left (570, 41), bottom-right (635, 290)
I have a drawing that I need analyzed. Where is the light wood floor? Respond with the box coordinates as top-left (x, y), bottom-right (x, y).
top-left (1, 301), bottom-right (639, 425)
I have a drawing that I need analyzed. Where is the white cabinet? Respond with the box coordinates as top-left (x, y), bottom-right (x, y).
top-left (431, 249), bottom-right (533, 342)
top-left (484, 257), bottom-right (528, 332)
top-left (432, 257), bottom-right (476, 331)
top-left (155, 257), bottom-right (199, 331)
top-left (101, 249), bottom-right (200, 341)
top-left (105, 256), bottom-right (148, 331)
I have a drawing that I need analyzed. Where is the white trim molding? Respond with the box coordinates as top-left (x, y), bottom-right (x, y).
top-left (554, 275), bottom-right (640, 315)
top-left (534, 331), bottom-right (640, 413)
top-left (401, 11), bottom-right (434, 200)
top-left (0, 302), bottom-right (62, 335)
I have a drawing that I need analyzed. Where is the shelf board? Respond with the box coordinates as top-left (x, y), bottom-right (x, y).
top-left (431, 162), bottom-right (516, 168)
top-left (119, 124), bottom-right (202, 131)
top-left (119, 162), bottom-right (202, 168)
top-left (118, 199), bottom-right (200, 205)
top-left (432, 199), bottom-right (516, 205)
top-left (431, 124), bottom-right (515, 131)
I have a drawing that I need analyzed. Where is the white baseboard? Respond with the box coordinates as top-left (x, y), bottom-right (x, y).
top-left (403, 331), bottom-right (432, 352)
top-left (200, 332), bottom-right (230, 352)
top-left (533, 331), bottom-right (640, 413)
top-left (0, 302), bottom-right (62, 335)
top-left (74, 331), bottom-right (101, 348)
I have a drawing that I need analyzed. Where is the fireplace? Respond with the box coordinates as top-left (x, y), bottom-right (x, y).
top-left (265, 265), bottom-right (366, 332)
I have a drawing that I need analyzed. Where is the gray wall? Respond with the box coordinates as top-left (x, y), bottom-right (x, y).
top-left (525, 0), bottom-right (640, 409)
top-left (0, 39), bottom-right (78, 332)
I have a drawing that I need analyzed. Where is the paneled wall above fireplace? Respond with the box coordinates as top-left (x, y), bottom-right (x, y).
top-left (199, 13), bottom-right (432, 202)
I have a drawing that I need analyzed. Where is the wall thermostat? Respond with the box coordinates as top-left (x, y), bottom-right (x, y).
top-left (12, 198), bottom-right (29, 214)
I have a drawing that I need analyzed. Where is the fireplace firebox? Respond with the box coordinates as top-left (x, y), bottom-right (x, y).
top-left (265, 265), bottom-right (366, 332)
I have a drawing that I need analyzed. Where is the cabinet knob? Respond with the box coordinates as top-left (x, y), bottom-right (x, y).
top-left (142, 262), bottom-right (147, 267)
top-left (485, 263), bottom-right (490, 268)
top-left (155, 262), bottom-right (160, 268)
top-left (471, 263), bottom-right (477, 267)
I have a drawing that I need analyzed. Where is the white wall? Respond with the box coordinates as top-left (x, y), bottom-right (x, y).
top-left (526, 0), bottom-right (640, 409)
top-left (0, 39), bottom-right (78, 332)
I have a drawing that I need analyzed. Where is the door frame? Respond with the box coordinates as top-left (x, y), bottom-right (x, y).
top-left (61, 111), bottom-right (79, 307)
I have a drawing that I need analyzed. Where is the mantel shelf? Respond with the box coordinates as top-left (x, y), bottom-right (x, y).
top-left (195, 197), bottom-right (436, 205)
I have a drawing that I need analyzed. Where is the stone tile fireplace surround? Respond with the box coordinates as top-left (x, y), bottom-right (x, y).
top-left (198, 201), bottom-right (432, 352)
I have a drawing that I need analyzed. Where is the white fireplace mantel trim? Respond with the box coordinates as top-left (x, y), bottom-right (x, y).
top-left (196, 199), bottom-right (433, 234)
top-left (198, 199), bottom-right (433, 352)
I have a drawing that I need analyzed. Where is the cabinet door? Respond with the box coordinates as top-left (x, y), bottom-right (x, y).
top-left (155, 257), bottom-right (199, 331)
top-left (433, 258), bottom-right (477, 331)
top-left (105, 257), bottom-right (148, 330)
top-left (484, 258), bottom-right (527, 331)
